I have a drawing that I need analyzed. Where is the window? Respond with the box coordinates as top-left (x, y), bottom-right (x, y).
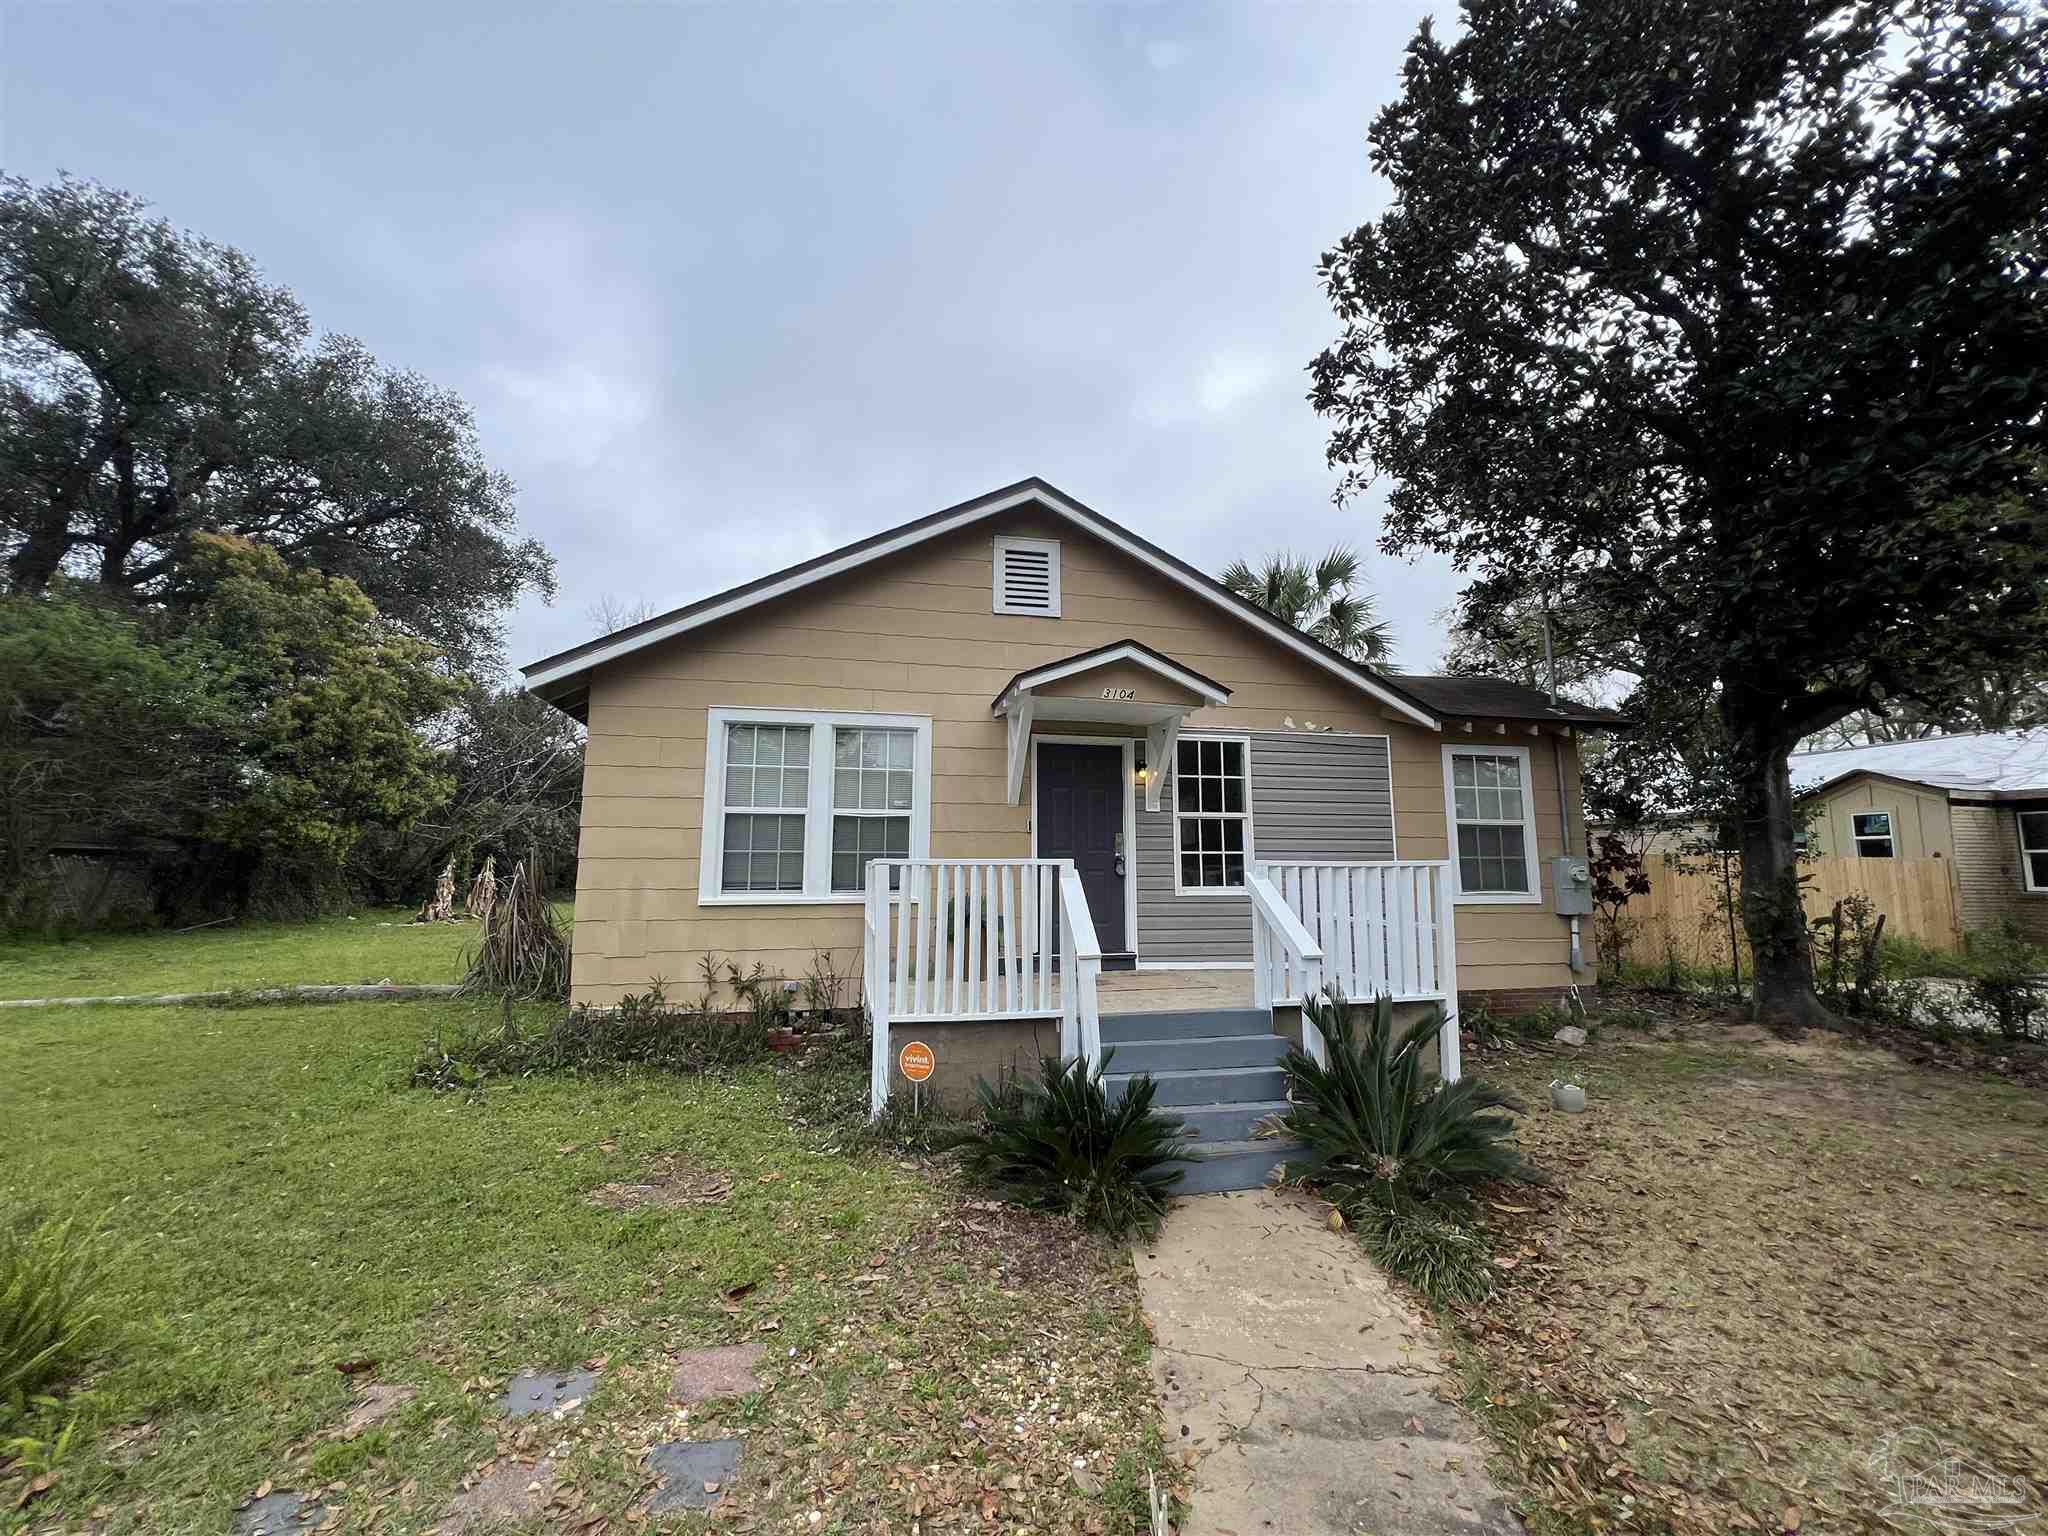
top-left (2020, 809), bottom-right (2048, 893)
top-left (1852, 810), bottom-right (1895, 859)
top-left (993, 535), bottom-right (1061, 616)
top-left (831, 726), bottom-right (914, 892)
top-left (1175, 736), bottom-right (1250, 892)
top-left (700, 709), bottom-right (931, 903)
top-left (1444, 746), bottom-right (1539, 902)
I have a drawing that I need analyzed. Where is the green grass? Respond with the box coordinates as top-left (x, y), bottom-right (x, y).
top-left (0, 995), bottom-right (1169, 1534)
top-left (0, 998), bottom-right (915, 1531)
top-left (0, 911), bottom-right (475, 999)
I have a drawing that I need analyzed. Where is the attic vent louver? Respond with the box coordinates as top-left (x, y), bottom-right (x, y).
top-left (993, 536), bottom-right (1061, 616)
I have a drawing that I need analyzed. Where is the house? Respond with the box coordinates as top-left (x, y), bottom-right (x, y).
top-left (1787, 728), bottom-right (2048, 941)
top-left (523, 478), bottom-right (1621, 1182)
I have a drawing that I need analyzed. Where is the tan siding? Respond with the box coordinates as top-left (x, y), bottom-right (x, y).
top-left (568, 509), bottom-right (1587, 1004)
top-left (1805, 777), bottom-right (1955, 861)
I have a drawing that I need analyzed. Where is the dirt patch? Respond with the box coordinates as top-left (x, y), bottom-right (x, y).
top-left (434, 1458), bottom-right (556, 1533)
top-left (668, 1344), bottom-right (762, 1405)
top-left (587, 1157), bottom-right (733, 1210)
top-left (1451, 1025), bottom-right (2048, 1535)
top-left (334, 1383), bottom-right (414, 1438)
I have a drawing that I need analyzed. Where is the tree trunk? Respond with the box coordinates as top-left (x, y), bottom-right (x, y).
top-left (6, 502), bottom-right (73, 592)
top-left (1725, 719), bottom-right (1833, 1033)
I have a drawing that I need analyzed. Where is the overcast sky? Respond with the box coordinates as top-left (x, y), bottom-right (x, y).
top-left (2, 0), bottom-right (1466, 676)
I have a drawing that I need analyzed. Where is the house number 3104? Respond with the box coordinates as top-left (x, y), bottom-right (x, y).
top-left (1100, 687), bottom-right (1136, 700)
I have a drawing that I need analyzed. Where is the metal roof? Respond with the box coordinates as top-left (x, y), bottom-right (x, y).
top-left (1788, 727), bottom-right (2048, 797)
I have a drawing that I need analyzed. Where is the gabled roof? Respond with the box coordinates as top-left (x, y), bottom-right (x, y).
top-left (1788, 727), bottom-right (2048, 798)
top-left (1387, 674), bottom-right (1629, 728)
top-left (991, 639), bottom-right (1230, 715)
top-left (522, 477), bottom-right (1440, 729)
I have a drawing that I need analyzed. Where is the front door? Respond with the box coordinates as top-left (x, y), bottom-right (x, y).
top-left (1035, 742), bottom-right (1128, 954)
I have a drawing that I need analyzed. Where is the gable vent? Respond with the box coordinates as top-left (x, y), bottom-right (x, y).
top-left (993, 536), bottom-right (1061, 616)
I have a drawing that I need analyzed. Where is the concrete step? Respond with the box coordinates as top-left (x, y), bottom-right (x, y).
top-left (1105, 1033), bottom-right (1289, 1075)
top-left (1165, 1138), bottom-right (1310, 1195)
top-left (1172, 1099), bottom-right (1294, 1143)
top-left (1100, 1007), bottom-right (1272, 1045)
top-left (1107, 1063), bottom-right (1289, 1107)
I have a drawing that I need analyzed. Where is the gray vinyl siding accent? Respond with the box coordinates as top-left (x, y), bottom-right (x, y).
top-left (1134, 732), bottom-right (1396, 965)
top-left (1250, 733), bottom-right (1395, 862)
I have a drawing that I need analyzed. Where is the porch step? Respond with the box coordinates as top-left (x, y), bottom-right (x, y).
top-left (1172, 1098), bottom-right (1293, 1143)
top-left (1100, 1007), bottom-right (1271, 1044)
top-left (1107, 1063), bottom-right (1288, 1107)
top-left (1105, 1033), bottom-right (1289, 1075)
top-left (1165, 1137), bottom-right (1311, 1196)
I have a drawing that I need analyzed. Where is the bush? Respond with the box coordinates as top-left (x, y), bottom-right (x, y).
top-left (1969, 919), bottom-right (2047, 1043)
top-left (1, 1215), bottom-right (112, 1425)
top-left (458, 856), bottom-right (570, 1003)
top-left (412, 984), bottom-right (773, 1090)
top-left (954, 1053), bottom-right (1187, 1238)
top-left (1354, 1200), bottom-right (1497, 1306)
top-left (1281, 991), bottom-right (1533, 1210)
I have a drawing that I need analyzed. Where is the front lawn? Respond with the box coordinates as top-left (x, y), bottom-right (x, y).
top-left (1453, 1012), bottom-right (2048, 1534)
top-left (0, 911), bottom-right (474, 999)
top-left (1, 998), bottom-right (1165, 1533)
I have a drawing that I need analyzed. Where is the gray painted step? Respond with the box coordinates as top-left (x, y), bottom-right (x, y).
top-left (1108, 1064), bottom-right (1289, 1107)
top-left (1165, 1138), bottom-right (1310, 1195)
top-left (1100, 1008), bottom-right (1272, 1045)
top-left (1172, 1099), bottom-right (1293, 1143)
top-left (1106, 1033), bottom-right (1289, 1075)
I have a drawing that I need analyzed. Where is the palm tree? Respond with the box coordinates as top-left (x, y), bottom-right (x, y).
top-left (1219, 546), bottom-right (1394, 663)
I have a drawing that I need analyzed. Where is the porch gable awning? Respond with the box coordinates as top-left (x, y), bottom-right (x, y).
top-left (991, 639), bottom-right (1230, 810)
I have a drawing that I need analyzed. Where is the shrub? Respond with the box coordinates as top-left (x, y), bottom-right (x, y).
top-left (1354, 1200), bottom-right (1497, 1306)
top-left (458, 856), bottom-right (570, 1002)
top-left (413, 983), bottom-right (772, 1090)
top-left (1, 1215), bottom-right (112, 1424)
top-left (1279, 991), bottom-right (1533, 1211)
top-left (1969, 919), bottom-right (2047, 1043)
top-left (954, 1053), bottom-right (1187, 1238)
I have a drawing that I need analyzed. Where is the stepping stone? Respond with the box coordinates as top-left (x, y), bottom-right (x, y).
top-left (645, 1439), bottom-right (744, 1513)
top-left (668, 1344), bottom-right (762, 1405)
top-left (436, 1459), bottom-right (555, 1533)
top-left (497, 1368), bottom-right (597, 1418)
top-left (341, 1383), bottom-right (416, 1436)
top-left (232, 1491), bottom-right (327, 1535)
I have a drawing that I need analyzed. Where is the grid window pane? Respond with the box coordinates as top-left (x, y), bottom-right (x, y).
top-left (1176, 736), bottom-right (1250, 889)
top-left (724, 724), bottom-right (810, 810)
top-left (833, 728), bottom-right (915, 816)
top-left (1450, 752), bottom-right (1532, 895)
top-left (722, 812), bottom-right (806, 892)
top-left (830, 813), bottom-right (910, 892)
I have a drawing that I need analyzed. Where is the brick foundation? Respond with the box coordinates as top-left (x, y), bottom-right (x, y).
top-left (1459, 985), bottom-right (1598, 1019)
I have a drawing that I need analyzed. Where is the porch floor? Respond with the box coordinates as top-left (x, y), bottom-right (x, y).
top-left (1096, 967), bottom-right (1254, 1015)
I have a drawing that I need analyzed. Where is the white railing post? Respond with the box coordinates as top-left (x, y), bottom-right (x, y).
top-left (1054, 860), bottom-right (1103, 1071)
top-left (1249, 863), bottom-right (1272, 1008)
top-left (1436, 861), bottom-right (1462, 1082)
top-left (865, 867), bottom-right (892, 1117)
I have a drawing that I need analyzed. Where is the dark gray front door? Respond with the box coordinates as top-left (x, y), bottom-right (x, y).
top-left (1035, 743), bottom-right (1127, 953)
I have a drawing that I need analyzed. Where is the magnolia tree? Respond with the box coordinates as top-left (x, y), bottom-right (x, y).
top-left (1312, 0), bottom-right (2048, 1027)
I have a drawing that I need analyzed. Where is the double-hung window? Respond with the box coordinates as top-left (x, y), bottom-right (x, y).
top-left (700, 709), bottom-right (931, 903)
top-left (2019, 809), bottom-right (2048, 893)
top-left (1444, 745), bottom-right (1539, 902)
top-left (1175, 736), bottom-right (1250, 892)
top-left (1851, 810), bottom-right (1895, 858)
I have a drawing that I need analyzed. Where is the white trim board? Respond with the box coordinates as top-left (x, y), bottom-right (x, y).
top-left (994, 641), bottom-right (1230, 712)
top-left (1442, 742), bottom-right (1542, 905)
top-left (524, 481), bottom-right (1440, 731)
top-left (698, 706), bottom-right (934, 906)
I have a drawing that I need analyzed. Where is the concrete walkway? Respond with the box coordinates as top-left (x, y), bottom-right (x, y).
top-left (1134, 1189), bottom-right (1520, 1536)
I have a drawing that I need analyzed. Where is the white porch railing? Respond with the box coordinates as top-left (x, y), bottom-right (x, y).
top-left (862, 858), bottom-right (1102, 1115)
top-left (1248, 860), bottom-right (1462, 1081)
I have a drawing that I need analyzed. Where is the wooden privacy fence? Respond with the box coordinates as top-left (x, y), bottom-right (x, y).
top-left (1617, 853), bottom-right (1961, 970)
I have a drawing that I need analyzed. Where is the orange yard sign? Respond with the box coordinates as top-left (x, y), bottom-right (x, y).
top-left (898, 1041), bottom-right (936, 1082)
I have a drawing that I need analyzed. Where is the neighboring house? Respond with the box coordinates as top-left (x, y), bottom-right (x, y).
top-left (524, 478), bottom-right (1620, 1175)
top-left (1787, 728), bottom-right (2048, 941)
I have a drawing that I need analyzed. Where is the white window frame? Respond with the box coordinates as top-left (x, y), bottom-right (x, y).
top-left (1851, 808), bottom-right (1896, 859)
top-left (1172, 733), bottom-right (1254, 897)
top-left (1443, 743), bottom-right (1541, 905)
top-left (2018, 807), bottom-right (2048, 893)
top-left (992, 534), bottom-right (1062, 617)
top-left (699, 707), bottom-right (932, 905)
